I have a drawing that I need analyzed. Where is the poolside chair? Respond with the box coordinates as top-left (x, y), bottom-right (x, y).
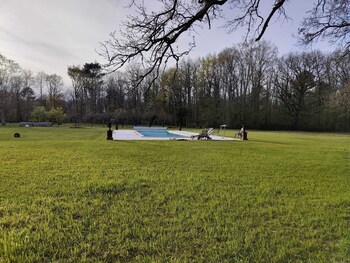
top-left (191, 128), bottom-right (214, 140)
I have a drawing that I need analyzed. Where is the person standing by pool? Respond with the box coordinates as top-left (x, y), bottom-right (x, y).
top-left (239, 123), bottom-right (248, 140)
top-left (239, 124), bottom-right (244, 140)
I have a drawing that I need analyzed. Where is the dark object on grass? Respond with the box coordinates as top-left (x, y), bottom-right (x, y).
top-left (243, 131), bottom-right (248, 140)
top-left (14, 133), bottom-right (20, 138)
top-left (107, 122), bottom-right (113, 140)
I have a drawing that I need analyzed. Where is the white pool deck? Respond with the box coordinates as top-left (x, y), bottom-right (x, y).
top-left (113, 130), bottom-right (239, 141)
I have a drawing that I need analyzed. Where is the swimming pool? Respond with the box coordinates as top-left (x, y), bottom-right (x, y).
top-left (137, 130), bottom-right (187, 138)
top-left (133, 126), bottom-right (187, 138)
top-left (113, 129), bottom-right (238, 140)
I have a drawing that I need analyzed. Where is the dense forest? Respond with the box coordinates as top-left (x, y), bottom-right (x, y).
top-left (1, 41), bottom-right (350, 131)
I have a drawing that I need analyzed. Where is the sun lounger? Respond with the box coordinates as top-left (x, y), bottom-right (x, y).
top-left (191, 128), bottom-right (214, 140)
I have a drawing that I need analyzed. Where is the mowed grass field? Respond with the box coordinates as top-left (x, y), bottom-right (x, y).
top-left (0, 125), bottom-right (349, 262)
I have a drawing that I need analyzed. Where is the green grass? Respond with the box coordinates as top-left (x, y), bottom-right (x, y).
top-left (0, 125), bottom-right (349, 262)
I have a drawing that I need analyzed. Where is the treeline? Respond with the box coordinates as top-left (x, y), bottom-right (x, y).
top-left (1, 41), bottom-right (350, 131)
top-left (0, 53), bottom-right (65, 126)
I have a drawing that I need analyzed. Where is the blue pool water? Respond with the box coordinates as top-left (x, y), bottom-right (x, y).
top-left (138, 130), bottom-right (186, 138)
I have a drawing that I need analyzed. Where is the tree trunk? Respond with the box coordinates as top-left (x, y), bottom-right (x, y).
top-left (0, 108), bottom-right (5, 125)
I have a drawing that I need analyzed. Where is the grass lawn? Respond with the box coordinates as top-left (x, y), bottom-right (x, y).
top-left (0, 125), bottom-right (349, 262)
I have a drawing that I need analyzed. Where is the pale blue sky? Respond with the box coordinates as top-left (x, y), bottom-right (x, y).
top-left (0, 0), bottom-right (334, 86)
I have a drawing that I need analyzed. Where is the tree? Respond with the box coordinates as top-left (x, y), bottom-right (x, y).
top-left (31, 106), bottom-right (47, 122)
top-left (81, 63), bottom-right (105, 124)
top-left (275, 53), bottom-right (319, 129)
top-left (100, 0), bottom-right (348, 83)
top-left (20, 86), bottom-right (35, 121)
top-left (46, 107), bottom-right (66, 126)
top-left (105, 72), bottom-right (127, 112)
top-left (35, 71), bottom-right (47, 106)
top-left (179, 58), bottom-right (199, 126)
top-left (299, 0), bottom-right (350, 53)
top-left (0, 54), bottom-right (22, 125)
top-left (67, 66), bottom-right (84, 126)
top-left (160, 67), bottom-right (187, 126)
top-left (216, 48), bottom-right (240, 126)
top-left (46, 74), bottom-right (63, 109)
top-left (30, 106), bottom-right (66, 125)
top-left (327, 84), bottom-right (350, 131)
top-left (16, 70), bottom-right (35, 122)
top-left (196, 55), bottom-right (222, 127)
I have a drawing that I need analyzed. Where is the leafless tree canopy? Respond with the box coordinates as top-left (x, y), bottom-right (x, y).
top-left (99, 0), bottom-right (349, 83)
top-left (299, 0), bottom-right (350, 51)
top-left (99, 0), bottom-right (288, 82)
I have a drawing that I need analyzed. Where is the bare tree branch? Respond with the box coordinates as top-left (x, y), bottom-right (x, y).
top-left (100, 0), bottom-right (340, 85)
top-left (256, 0), bottom-right (287, 41)
top-left (99, 0), bottom-right (230, 86)
top-left (299, 0), bottom-right (350, 54)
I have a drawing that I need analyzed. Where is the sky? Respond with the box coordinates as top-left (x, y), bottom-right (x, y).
top-left (0, 0), bottom-right (335, 87)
